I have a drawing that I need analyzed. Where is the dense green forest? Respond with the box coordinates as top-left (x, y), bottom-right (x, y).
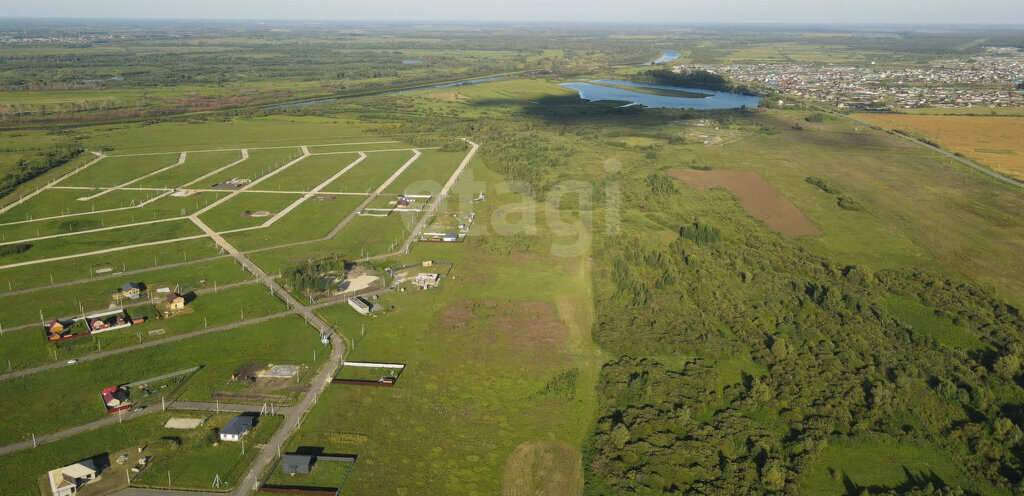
top-left (585, 203), bottom-right (1024, 494)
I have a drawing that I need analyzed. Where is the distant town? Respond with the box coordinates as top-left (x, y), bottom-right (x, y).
top-left (682, 46), bottom-right (1024, 109)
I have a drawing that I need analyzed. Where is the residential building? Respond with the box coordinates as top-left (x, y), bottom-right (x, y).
top-left (220, 415), bottom-right (255, 442)
top-left (47, 459), bottom-right (98, 496)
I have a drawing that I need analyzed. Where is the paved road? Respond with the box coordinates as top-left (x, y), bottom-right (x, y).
top-left (828, 110), bottom-right (1024, 189)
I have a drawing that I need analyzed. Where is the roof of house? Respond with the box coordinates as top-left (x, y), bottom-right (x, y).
top-left (282, 453), bottom-right (313, 474)
top-left (166, 292), bottom-right (183, 303)
top-left (121, 282), bottom-right (142, 292)
top-left (221, 415), bottom-right (255, 436)
top-left (62, 460), bottom-right (97, 479)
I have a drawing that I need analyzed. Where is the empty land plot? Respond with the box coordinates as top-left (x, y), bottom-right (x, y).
top-left (0, 314), bottom-right (320, 448)
top-left (248, 212), bottom-right (417, 274)
top-left (0, 237), bottom-right (222, 291)
top-left (309, 141), bottom-right (409, 153)
top-left (0, 188), bottom-right (158, 223)
top-left (134, 150), bottom-right (243, 188)
top-left (383, 149), bottom-right (464, 195)
top-left (225, 194), bottom-right (364, 251)
top-left (322, 150), bottom-right (413, 193)
top-left (0, 192), bottom-right (229, 243)
top-left (0, 257), bottom-right (248, 330)
top-left (502, 440), bottom-right (583, 496)
top-left (0, 219), bottom-right (204, 265)
top-left (60, 153), bottom-right (181, 188)
top-left (854, 113), bottom-right (1024, 179)
top-left (255, 153), bottom-right (361, 191)
top-left (198, 193), bottom-right (302, 232)
top-left (667, 169), bottom-right (822, 237)
top-left (1, 283), bottom-right (288, 375)
top-left (202, 147), bottom-right (302, 187)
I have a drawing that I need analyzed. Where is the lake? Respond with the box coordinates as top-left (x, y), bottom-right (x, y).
top-left (641, 50), bottom-right (681, 66)
top-left (559, 79), bottom-right (762, 110)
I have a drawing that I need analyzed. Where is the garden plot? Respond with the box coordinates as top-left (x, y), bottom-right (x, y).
top-left (383, 149), bottom-right (463, 195)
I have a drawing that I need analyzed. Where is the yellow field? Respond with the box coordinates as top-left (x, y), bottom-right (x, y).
top-left (854, 113), bottom-right (1024, 178)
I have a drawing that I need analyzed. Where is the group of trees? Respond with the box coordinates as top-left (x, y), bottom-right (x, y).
top-left (586, 205), bottom-right (1024, 493)
top-left (280, 257), bottom-right (351, 296)
top-left (0, 142), bottom-right (83, 200)
top-left (631, 68), bottom-right (759, 96)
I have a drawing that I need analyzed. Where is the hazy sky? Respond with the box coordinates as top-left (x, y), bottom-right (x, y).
top-left (2, 0), bottom-right (1023, 24)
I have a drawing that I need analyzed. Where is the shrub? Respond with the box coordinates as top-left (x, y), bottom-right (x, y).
top-left (837, 196), bottom-right (865, 211)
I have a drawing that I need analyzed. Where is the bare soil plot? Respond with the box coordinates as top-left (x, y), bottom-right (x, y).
top-left (502, 439), bottom-right (583, 496)
top-left (854, 113), bottom-right (1024, 179)
top-left (667, 169), bottom-right (822, 237)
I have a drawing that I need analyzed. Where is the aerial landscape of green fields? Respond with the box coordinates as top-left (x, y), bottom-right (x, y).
top-left (0, 3), bottom-right (1023, 496)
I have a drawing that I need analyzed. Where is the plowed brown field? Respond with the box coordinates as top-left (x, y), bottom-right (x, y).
top-left (667, 169), bottom-right (822, 237)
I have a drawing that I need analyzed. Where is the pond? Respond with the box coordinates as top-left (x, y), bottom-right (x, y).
top-left (559, 79), bottom-right (762, 110)
top-left (641, 50), bottom-right (681, 66)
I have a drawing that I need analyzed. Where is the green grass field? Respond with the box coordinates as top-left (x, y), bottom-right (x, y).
top-left (225, 195), bottom-right (365, 252)
top-left (0, 192), bottom-right (229, 242)
top-left (0, 236), bottom-right (223, 291)
top-left (200, 147), bottom-right (303, 187)
top-left (383, 149), bottom-right (464, 195)
top-left (276, 164), bottom-right (600, 495)
top-left (60, 153), bottom-right (181, 188)
top-left (0, 314), bottom-right (324, 447)
top-left (255, 153), bottom-right (363, 192)
top-left (796, 433), bottom-right (1006, 495)
top-left (0, 188), bottom-right (159, 223)
top-left (883, 294), bottom-right (988, 350)
top-left (134, 150), bottom-right (242, 189)
top-left (198, 193), bottom-right (302, 232)
top-left (0, 219), bottom-right (203, 265)
top-left (322, 150), bottom-right (414, 193)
